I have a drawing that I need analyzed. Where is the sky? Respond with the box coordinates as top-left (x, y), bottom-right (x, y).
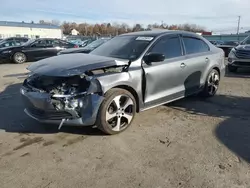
top-left (1, 0), bottom-right (250, 33)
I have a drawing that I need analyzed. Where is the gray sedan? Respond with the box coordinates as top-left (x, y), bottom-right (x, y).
top-left (21, 30), bottom-right (225, 134)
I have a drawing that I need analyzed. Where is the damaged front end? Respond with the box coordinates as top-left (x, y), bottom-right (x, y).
top-left (20, 73), bottom-right (104, 128)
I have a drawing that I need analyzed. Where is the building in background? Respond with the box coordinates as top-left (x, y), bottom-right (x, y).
top-left (71, 29), bottom-right (79, 35)
top-left (0, 21), bottom-right (62, 39)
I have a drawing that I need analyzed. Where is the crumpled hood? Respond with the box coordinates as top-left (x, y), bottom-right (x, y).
top-left (27, 53), bottom-right (128, 77)
top-left (59, 47), bottom-right (93, 54)
top-left (235, 45), bottom-right (250, 51)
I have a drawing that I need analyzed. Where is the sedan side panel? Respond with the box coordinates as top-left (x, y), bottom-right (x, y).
top-left (22, 47), bottom-right (46, 61)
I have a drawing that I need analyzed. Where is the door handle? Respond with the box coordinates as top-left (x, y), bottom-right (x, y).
top-left (205, 57), bottom-right (209, 62)
top-left (180, 63), bottom-right (186, 68)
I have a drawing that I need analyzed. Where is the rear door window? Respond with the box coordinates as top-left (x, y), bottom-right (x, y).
top-left (42, 40), bottom-right (56, 47)
top-left (31, 40), bottom-right (47, 47)
top-left (183, 37), bottom-right (209, 55)
top-left (59, 40), bottom-right (74, 47)
top-left (15, 38), bottom-right (27, 46)
top-left (15, 40), bottom-right (21, 46)
top-left (149, 36), bottom-right (182, 59)
top-left (46, 39), bottom-right (59, 47)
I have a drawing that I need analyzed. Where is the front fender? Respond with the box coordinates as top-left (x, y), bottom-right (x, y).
top-left (95, 72), bottom-right (144, 110)
top-left (96, 72), bottom-right (137, 93)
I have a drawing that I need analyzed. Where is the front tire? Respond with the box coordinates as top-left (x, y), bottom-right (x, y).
top-left (13, 52), bottom-right (27, 64)
top-left (228, 65), bottom-right (237, 72)
top-left (96, 88), bottom-right (136, 135)
top-left (201, 69), bottom-right (220, 97)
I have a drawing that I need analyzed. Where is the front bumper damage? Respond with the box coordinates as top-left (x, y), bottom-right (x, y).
top-left (20, 75), bottom-right (104, 129)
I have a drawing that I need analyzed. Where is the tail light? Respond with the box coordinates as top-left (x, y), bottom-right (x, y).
top-left (74, 45), bottom-right (79, 48)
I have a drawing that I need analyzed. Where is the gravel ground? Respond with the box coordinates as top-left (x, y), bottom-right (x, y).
top-left (0, 62), bottom-right (250, 188)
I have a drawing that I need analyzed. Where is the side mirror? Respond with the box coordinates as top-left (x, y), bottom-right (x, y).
top-left (143, 52), bottom-right (165, 63)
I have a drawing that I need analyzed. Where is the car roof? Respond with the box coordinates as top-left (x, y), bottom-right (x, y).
top-left (120, 30), bottom-right (197, 37)
top-left (34, 38), bottom-right (63, 40)
top-left (2, 37), bottom-right (28, 40)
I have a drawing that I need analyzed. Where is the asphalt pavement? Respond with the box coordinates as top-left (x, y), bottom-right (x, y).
top-left (0, 62), bottom-right (250, 188)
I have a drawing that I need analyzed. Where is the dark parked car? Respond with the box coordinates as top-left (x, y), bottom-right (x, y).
top-left (0, 38), bottom-right (77, 63)
top-left (66, 36), bottom-right (95, 47)
top-left (80, 38), bottom-right (96, 47)
top-left (228, 35), bottom-right (250, 72)
top-left (21, 30), bottom-right (225, 134)
top-left (0, 37), bottom-right (29, 48)
top-left (216, 40), bottom-right (239, 57)
top-left (58, 38), bottom-right (111, 55)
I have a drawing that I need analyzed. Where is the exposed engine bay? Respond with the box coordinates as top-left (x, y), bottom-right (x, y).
top-left (24, 72), bottom-right (102, 120)
top-left (26, 74), bottom-right (90, 95)
top-left (21, 53), bottom-right (132, 130)
top-left (25, 65), bottom-right (123, 94)
top-left (23, 65), bottom-right (123, 124)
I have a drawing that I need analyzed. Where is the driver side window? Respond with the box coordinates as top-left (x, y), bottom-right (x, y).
top-left (149, 36), bottom-right (182, 59)
top-left (31, 40), bottom-right (46, 47)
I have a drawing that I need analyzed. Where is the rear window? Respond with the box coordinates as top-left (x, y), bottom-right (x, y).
top-left (183, 37), bottom-right (210, 55)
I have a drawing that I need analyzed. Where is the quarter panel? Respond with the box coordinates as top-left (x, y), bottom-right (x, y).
top-left (200, 49), bottom-right (225, 84)
top-left (182, 52), bottom-right (210, 91)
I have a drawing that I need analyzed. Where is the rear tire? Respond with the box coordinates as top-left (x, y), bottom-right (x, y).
top-left (201, 69), bottom-right (220, 97)
top-left (96, 88), bottom-right (136, 135)
top-left (13, 52), bottom-right (27, 64)
top-left (228, 65), bottom-right (237, 72)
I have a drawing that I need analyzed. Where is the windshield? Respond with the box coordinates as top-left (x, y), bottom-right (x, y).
top-left (90, 35), bottom-right (154, 60)
top-left (86, 39), bottom-right (109, 48)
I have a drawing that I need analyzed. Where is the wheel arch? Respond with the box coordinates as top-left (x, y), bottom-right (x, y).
top-left (212, 66), bottom-right (221, 77)
top-left (112, 85), bottom-right (140, 113)
top-left (201, 65), bottom-right (221, 88)
top-left (206, 65), bottom-right (221, 78)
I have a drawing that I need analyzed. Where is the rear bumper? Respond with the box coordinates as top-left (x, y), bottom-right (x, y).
top-left (21, 86), bottom-right (104, 126)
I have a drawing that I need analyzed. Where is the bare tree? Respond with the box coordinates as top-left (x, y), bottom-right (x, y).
top-left (61, 21), bottom-right (206, 36)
